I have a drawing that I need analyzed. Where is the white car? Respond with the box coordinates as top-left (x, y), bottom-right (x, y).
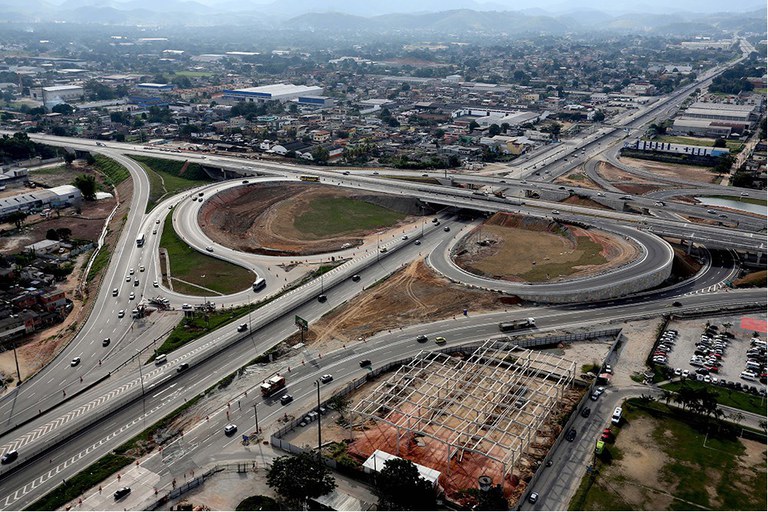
top-left (139, 265), bottom-right (145, 272)
top-left (205, 246), bottom-right (214, 252)
top-left (118, 310), bottom-right (125, 318)
top-left (674, 368), bottom-right (682, 376)
top-left (153, 280), bottom-right (159, 287)
top-left (129, 292), bottom-right (135, 300)
top-left (129, 268), bottom-right (135, 275)
top-left (125, 275), bottom-right (131, 282)
top-left (682, 369), bottom-right (690, 378)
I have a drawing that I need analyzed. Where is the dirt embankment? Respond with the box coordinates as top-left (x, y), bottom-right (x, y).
top-left (199, 182), bottom-right (421, 256)
top-left (286, 259), bottom-right (504, 347)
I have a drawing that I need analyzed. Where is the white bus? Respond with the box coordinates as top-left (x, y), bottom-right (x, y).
top-left (252, 277), bottom-right (266, 292)
top-left (136, 233), bottom-right (146, 247)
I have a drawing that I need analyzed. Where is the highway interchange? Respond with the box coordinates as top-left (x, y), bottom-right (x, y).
top-left (0, 43), bottom-right (766, 510)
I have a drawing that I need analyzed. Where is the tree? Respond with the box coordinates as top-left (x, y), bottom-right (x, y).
top-left (73, 174), bottom-right (97, 200)
top-left (713, 138), bottom-right (727, 148)
top-left (46, 228), bottom-right (60, 241)
top-left (51, 103), bottom-right (74, 115)
top-left (488, 124), bottom-right (501, 137)
top-left (56, 227), bottom-right (72, 240)
top-left (266, 452), bottom-right (335, 508)
top-left (7, 210), bottom-right (28, 230)
top-left (592, 110), bottom-right (606, 123)
top-left (468, 120), bottom-right (480, 132)
top-left (311, 146), bottom-right (329, 164)
top-left (374, 458), bottom-right (436, 511)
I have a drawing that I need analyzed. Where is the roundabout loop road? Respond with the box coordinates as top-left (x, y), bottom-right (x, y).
top-left (157, 175), bottom-right (676, 305)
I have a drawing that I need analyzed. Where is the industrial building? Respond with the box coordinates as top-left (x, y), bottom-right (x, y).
top-left (30, 85), bottom-right (84, 108)
top-left (0, 185), bottom-right (82, 220)
top-left (136, 83), bottom-right (175, 92)
top-left (672, 102), bottom-right (760, 136)
top-left (669, 118), bottom-right (733, 138)
top-left (625, 139), bottom-right (730, 157)
top-left (221, 83), bottom-right (323, 103)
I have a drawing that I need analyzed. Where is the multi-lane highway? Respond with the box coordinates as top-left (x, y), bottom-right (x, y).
top-left (0, 42), bottom-right (765, 510)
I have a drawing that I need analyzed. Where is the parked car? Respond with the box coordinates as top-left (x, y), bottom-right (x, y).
top-left (580, 407), bottom-right (591, 418)
top-left (566, 428), bottom-right (577, 442)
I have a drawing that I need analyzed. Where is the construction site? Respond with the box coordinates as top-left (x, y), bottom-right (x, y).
top-left (345, 340), bottom-right (579, 503)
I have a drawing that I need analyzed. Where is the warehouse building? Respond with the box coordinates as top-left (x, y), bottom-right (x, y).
top-left (222, 83), bottom-right (323, 103)
top-left (670, 118), bottom-right (733, 138)
top-left (0, 185), bottom-right (82, 221)
top-left (30, 85), bottom-right (84, 108)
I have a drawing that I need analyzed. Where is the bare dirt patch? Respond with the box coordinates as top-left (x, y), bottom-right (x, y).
top-left (596, 161), bottom-right (665, 195)
top-left (554, 170), bottom-right (602, 189)
top-left (453, 213), bottom-right (639, 283)
top-left (562, 195), bottom-right (610, 210)
top-left (600, 416), bottom-right (675, 510)
top-left (619, 156), bottom-right (720, 185)
top-left (285, 259), bottom-right (504, 350)
top-left (199, 182), bottom-right (421, 256)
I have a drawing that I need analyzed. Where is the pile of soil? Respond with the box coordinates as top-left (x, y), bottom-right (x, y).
top-left (199, 182), bottom-right (421, 256)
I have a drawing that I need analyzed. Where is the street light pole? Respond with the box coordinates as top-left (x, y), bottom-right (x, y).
top-left (253, 402), bottom-right (259, 433)
top-left (136, 350), bottom-right (146, 423)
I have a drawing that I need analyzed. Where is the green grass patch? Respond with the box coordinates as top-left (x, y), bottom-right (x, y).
top-left (93, 155), bottom-right (130, 187)
top-left (566, 173), bottom-right (586, 181)
top-left (130, 155), bottom-right (212, 212)
top-left (159, 214), bottom-right (254, 295)
top-left (86, 246), bottom-right (111, 282)
top-left (172, 71), bottom-right (213, 78)
top-left (662, 380), bottom-right (768, 415)
top-left (25, 453), bottom-right (133, 511)
top-left (293, 197), bottom-right (405, 238)
top-left (573, 399), bottom-right (767, 511)
top-left (153, 301), bottom-right (256, 358)
top-left (521, 235), bottom-right (606, 282)
top-left (30, 165), bottom-right (68, 176)
top-left (706, 195), bottom-right (767, 207)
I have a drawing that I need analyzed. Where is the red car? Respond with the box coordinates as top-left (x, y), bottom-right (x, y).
top-left (600, 428), bottom-right (613, 441)
top-left (707, 366), bottom-right (719, 373)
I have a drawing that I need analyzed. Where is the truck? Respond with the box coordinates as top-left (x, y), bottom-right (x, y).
top-left (498, 318), bottom-right (536, 332)
top-left (136, 233), bottom-right (146, 247)
top-left (260, 375), bottom-right (286, 396)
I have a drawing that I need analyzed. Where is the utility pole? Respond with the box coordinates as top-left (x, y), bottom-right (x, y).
top-left (253, 403), bottom-right (259, 433)
top-left (315, 380), bottom-right (322, 460)
top-left (12, 340), bottom-right (21, 385)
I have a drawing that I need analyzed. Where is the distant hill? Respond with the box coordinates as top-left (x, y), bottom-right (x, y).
top-left (0, 0), bottom-right (763, 34)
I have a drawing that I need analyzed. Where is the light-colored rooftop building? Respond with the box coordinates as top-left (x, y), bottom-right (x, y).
top-left (222, 83), bottom-right (323, 103)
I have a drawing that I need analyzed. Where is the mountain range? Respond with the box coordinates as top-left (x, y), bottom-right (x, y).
top-left (0, 0), bottom-right (764, 35)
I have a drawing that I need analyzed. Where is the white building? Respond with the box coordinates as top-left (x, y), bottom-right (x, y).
top-left (0, 185), bottom-right (82, 220)
top-left (30, 85), bottom-right (84, 108)
top-left (222, 83), bottom-right (323, 103)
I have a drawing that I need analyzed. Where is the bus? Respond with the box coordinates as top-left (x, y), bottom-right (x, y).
top-left (136, 233), bottom-right (146, 247)
top-left (299, 176), bottom-right (319, 182)
top-left (252, 277), bottom-right (266, 292)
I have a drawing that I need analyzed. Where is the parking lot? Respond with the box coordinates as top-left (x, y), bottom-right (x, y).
top-left (661, 316), bottom-right (767, 393)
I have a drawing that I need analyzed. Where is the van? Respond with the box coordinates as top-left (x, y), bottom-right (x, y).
top-left (252, 277), bottom-right (266, 292)
top-left (155, 354), bottom-right (167, 365)
top-left (611, 407), bottom-right (622, 425)
top-left (740, 371), bottom-right (757, 381)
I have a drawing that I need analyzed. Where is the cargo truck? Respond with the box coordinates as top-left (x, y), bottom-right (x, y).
top-left (498, 318), bottom-right (536, 332)
top-left (260, 375), bottom-right (286, 396)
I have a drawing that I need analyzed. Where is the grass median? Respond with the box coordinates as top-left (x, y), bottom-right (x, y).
top-left (294, 196), bottom-right (405, 238)
top-left (159, 214), bottom-right (254, 295)
top-left (25, 453), bottom-right (133, 511)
